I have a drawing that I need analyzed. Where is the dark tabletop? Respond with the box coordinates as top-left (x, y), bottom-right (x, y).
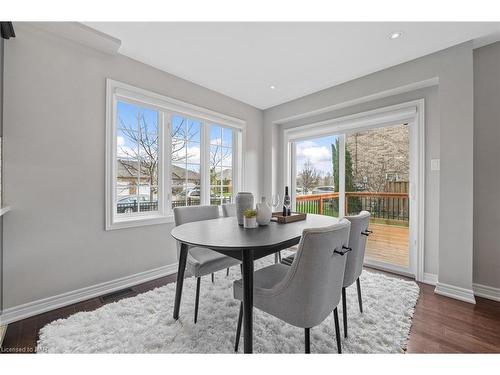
top-left (171, 214), bottom-right (339, 251)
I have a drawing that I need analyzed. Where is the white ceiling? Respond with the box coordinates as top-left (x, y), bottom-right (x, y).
top-left (85, 22), bottom-right (500, 109)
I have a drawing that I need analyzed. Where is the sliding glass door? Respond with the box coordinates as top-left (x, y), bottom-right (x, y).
top-left (345, 125), bottom-right (410, 269)
top-left (291, 123), bottom-right (411, 273)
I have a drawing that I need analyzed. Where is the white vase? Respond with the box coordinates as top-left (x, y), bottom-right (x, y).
top-left (256, 196), bottom-right (272, 226)
top-left (243, 216), bottom-right (257, 229)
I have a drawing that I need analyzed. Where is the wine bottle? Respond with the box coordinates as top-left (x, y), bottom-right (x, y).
top-left (283, 186), bottom-right (291, 216)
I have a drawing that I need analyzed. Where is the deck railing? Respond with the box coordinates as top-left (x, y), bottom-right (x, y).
top-left (295, 191), bottom-right (409, 222)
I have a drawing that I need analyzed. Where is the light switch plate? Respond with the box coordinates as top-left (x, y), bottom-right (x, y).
top-left (431, 159), bottom-right (440, 171)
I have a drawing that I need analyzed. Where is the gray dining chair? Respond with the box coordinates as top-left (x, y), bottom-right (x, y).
top-left (174, 205), bottom-right (241, 323)
top-left (222, 203), bottom-right (236, 218)
top-left (233, 220), bottom-right (352, 353)
top-left (342, 211), bottom-right (371, 338)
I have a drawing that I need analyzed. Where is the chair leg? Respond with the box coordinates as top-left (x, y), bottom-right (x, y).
top-left (226, 268), bottom-right (230, 277)
top-left (211, 273), bottom-right (214, 283)
top-left (234, 302), bottom-right (243, 352)
top-left (342, 287), bottom-right (347, 338)
top-left (278, 251), bottom-right (282, 263)
top-left (356, 278), bottom-right (363, 313)
top-left (305, 328), bottom-right (311, 354)
top-left (333, 308), bottom-right (342, 354)
top-left (194, 277), bottom-right (201, 324)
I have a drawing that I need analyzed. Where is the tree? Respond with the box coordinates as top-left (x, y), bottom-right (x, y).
top-left (331, 139), bottom-right (355, 193)
top-left (118, 112), bottom-right (159, 202)
top-left (118, 112), bottom-right (201, 202)
top-left (331, 139), bottom-right (359, 214)
top-left (322, 171), bottom-right (333, 186)
top-left (297, 159), bottom-right (321, 193)
top-left (209, 144), bottom-right (232, 200)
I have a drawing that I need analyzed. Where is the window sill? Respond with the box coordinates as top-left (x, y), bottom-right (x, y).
top-left (0, 206), bottom-right (11, 217)
top-left (106, 214), bottom-right (174, 231)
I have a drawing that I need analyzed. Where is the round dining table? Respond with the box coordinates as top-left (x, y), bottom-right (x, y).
top-left (171, 213), bottom-right (339, 353)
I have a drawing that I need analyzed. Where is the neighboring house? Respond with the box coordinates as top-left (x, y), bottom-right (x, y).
top-left (117, 158), bottom-right (158, 197)
top-left (346, 124), bottom-right (410, 192)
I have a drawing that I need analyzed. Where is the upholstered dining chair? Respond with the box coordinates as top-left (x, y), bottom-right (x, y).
top-left (233, 220), bottom-right (352, 353)
top-left (341, 211), bottom-right (371, 338)
top-left (174, 205), bottom-right (241, 323)
top-left (222, 203), bottom-right (236, 218)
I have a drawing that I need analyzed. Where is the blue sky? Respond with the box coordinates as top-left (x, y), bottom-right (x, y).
top-left (117, 101), bottom-right (232, 171)
top-left (296, 135), bottom-right (337, 175)
top-left (117, 100), bottom-right (334, 177)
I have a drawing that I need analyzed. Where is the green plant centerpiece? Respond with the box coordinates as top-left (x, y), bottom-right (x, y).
top-left (243, 209), bottom-right (258, 228)
top-left (243, 209), bottom-right (257, 218)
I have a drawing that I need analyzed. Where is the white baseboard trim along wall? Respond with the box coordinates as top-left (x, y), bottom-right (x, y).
top-left (473, 283), bottom-right (500, 302)
top-left (425, 273), bottom-right (500, 303)
top-left (435, 282), bottom-right (476, 304)
top-left (0, 263), bottom-right (179, 325)
top-left (423, 273), bottom-right (438, 286)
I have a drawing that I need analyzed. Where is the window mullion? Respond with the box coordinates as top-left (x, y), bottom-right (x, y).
top-left (162, 111), bottom-right (169, 216)
top-left (137, 112), bottom-right (141, 213)
top-left (201, 122), bottom-right (209, 206)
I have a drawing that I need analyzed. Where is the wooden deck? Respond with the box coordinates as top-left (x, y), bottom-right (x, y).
top-left (365, 223), bottom-right (409, 267)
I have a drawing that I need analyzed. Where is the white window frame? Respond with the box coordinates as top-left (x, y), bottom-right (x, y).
top-left (106, 79), bottom-right (246, 230)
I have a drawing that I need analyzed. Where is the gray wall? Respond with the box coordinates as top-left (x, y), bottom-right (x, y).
top-left (473, 41), bottom-right (500, 289)
top-left (264, 42), bottom-right (475, 294)
top-left (2, 24), bottom-right (263, 308)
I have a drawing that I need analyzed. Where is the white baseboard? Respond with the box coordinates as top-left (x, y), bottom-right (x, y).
top-left (473, 283), bottom-right (500, 302)
top-left (422, 272), bottom-right (438, 286)
top-left (0, 263), bottom-right (178, 325)
top-left (434, 282), bottom-right (476, 304)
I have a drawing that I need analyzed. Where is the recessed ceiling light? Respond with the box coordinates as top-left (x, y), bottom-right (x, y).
top-left (270, 85), bottom-right (276, 90)
top-left (389, 31), bottom-right (403, 40)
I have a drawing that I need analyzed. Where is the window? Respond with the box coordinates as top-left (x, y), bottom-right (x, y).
top-left (171, 115), bottom-right (202, 208)
top-left (106, 79), bottom-right (244, 230)
top-left (116, 101), bottom-right (160, 215)
top-left (209, 125), bottom-right (234, 206)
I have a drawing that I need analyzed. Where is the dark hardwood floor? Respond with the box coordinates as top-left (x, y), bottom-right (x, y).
top-left (1, 269), bottom-right (499, 353)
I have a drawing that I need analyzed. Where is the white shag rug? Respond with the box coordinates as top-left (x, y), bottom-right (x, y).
top-left (37, 255), bottom-right (420, 354)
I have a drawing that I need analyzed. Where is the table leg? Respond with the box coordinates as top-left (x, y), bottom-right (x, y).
top-left (173, 243), bottom-right (188, 320)
top-left (242, 249), bottom-right (254, 353)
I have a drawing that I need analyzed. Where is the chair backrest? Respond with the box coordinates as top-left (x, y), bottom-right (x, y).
top-left (273, 219), bottom-right (351, 328)
top-left (221, 203), bottom-right (236, 217)
top-left (173, 205), bottom-right (220, 226)
top-left (343, 211), bottom-right (371, 287)
top-left (173, 205), bottom-right (220, 261)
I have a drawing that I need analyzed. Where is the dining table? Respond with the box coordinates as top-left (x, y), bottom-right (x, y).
top-left (170, 213), bottom-right (339, 353)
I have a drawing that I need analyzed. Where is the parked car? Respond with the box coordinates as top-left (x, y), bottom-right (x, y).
top-left (178, 186), bottom-right (201, 198)
top-left (117, 194), bottom-right (151, 204)
top-left (311, 186), bottom-right (335, 194)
